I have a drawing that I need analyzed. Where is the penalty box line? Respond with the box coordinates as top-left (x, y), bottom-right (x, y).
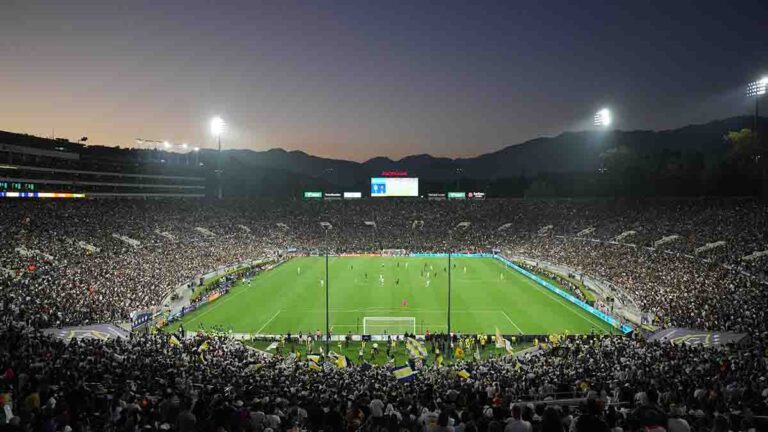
top-left (256, 310), bottom-right (282, 334)
top-left (289, 308), bottom-right (509, 313)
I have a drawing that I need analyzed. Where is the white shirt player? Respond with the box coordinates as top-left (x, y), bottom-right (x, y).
top-left (320, 279), bottom-right (324, 287)
top-left (426, 279), bottom-right (431, 288)
top-left (297, 267), bottom-right (301, 275)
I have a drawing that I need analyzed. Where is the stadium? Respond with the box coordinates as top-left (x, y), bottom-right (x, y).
top-left (2, 3), bottom-right (768, 432)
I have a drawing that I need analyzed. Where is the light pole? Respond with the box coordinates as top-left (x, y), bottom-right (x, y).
top-left (324, 228), bottom-right (330, 354)
top-left (747, 77), bottom-right (767, 134)
top-left (210, 117), bottom-right (226, 199)
top-left (447, 229), bottom-right (453, 353)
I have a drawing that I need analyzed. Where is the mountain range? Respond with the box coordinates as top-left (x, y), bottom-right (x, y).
top-left (212, 116), bottom-right (761, 189)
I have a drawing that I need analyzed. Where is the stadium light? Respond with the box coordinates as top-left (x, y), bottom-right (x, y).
top-left (210, 116), bottom-right (225, 137)
top-left (181, 143), bottom-right (188, 149)
top-left (193, 147), bottom-right (200, 152)
top-left (163, 141), bottom-right (171, 149)
top-left (747, 76), bottom-right (767, 134)
top-left (594, 108), bottom-right (612, 127)
top-left (747, 77), bottom-right (768, 97)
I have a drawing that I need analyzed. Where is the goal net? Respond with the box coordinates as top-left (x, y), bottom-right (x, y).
top-left (363, 317), bottom-right (416, 335)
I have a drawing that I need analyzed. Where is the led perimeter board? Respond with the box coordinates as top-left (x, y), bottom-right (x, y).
top-left (370, 177), bottom-right (419, 197)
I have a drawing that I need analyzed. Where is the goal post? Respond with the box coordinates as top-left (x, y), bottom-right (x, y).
top-left (362, 317), bottom-right (416, 335)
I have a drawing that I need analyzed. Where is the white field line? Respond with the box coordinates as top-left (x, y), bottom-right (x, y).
top-left (501, 311), bottom-right (524, 334)
top-left (256, 310), bottom-right (282, 334)
top-left (514, 273), bottom-right (607, 330)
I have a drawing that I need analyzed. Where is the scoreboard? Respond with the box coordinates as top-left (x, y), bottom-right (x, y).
top-left (370, 177), bottom-right (419, 197)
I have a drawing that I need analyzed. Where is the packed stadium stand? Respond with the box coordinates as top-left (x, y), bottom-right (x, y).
top-left (1, 134), bottom-right (768, 431)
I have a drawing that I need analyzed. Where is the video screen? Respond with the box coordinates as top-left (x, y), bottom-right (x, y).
top-left (370, 177), bottom-right (418, 197)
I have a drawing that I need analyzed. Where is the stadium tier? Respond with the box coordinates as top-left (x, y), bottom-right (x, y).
top-left (1, 196), bottom-right (768, 431)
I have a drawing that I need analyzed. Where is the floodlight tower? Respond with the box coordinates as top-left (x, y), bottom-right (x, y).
top-left (594, 108), bottom-right (612, 128)
top-left (210, 117), bottom-right (226, 199)
top-left (747, 77), bottom-right (767, 134)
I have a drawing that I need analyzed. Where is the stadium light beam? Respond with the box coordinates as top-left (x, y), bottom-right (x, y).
top-left (594, 108), bottom-right (612, 127)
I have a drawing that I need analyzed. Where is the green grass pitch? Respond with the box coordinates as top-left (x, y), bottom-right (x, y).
top-left (167, 256), bottom-right (616, 336)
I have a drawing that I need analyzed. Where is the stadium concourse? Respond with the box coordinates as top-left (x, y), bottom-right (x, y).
top-left (0, 198), bottom-right (767, 431)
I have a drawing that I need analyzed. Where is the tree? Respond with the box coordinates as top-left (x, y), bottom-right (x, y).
top-left (725, 129), bottom-right (765, 164)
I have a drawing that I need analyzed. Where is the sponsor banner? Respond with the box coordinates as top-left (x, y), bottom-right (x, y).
top-left (303, 191), bottom-right (322, 199)
top-left (324, 192), bottom-right (341, 200)
top-left (343, 192), bottom-right (362, 199)
top-left (409, 252), bottom-right (496, 258)
top-left (131, 310), bottom-right (153, 329)
top-left (428, 193), bottom-right (446, 200)
top-left (447, 192), bottom-right (465, 200)
top-left (647, 328), bottom-right (748, 347)
top-left (44, 324), bottom-right (129, 342)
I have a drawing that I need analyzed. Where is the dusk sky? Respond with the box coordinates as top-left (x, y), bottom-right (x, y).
top-left (1, 0), bottom-right (766, 161)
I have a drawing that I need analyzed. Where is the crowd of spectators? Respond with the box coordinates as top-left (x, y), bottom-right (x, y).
top-left (1, 197), bottom-right (768, 431)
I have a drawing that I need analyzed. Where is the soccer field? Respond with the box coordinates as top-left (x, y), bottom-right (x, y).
top-left (167, 256), bottom-right (617, 336)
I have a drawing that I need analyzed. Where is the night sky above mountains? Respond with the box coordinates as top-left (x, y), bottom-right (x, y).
top-left (1, 0), bottom-right (766, 160)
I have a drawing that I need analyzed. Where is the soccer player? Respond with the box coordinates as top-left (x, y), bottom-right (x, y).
top-left (320, 279), bottom-right (324, 288)
top-left (297, 267), bottom-right (301, 275)
top-left (402, 298), bottom-right (408, 308)
top-left (463, 266), bottom-right (467, 274)
top-left (426, 279), bottom-right (431, 288)
top-left (500, 272), bottom-right (504, 280)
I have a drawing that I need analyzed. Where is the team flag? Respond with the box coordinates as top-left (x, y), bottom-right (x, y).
top-left (436, 354), bottom-right (444, 368)
top-left (457, 369), bottom-right (471, 379)
top-left (495, 327), bottom-right (514, 355)
top-left (307, 354), bottom-right (321, 363)
top-left (329, 352), bottom-right (349, 368)
top-left (454, 346), bottom-right (464, 358)
top-left (336, 355), bottom-right (349, 368)
top-left (308, 360), bottom-right (322, 371)
top-left (265, 342), bottom-right (279, 351)
top-left (405, 337), bottom-right (428, 359)
top-left (393, 365), bottom-right (417, 382)
top-left (198, 340), bottom-right (210, 352)
top-left (495, 328), bottom-right (505, 348)
top-left (169, 335), bottom-right (181, 346)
